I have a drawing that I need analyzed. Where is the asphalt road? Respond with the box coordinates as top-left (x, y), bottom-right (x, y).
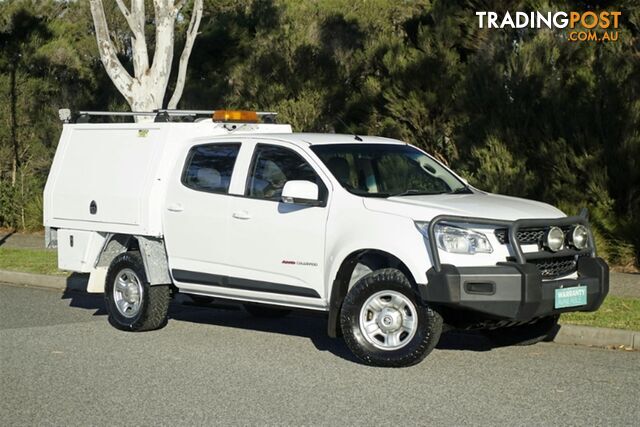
top-left (1, 284), bottom-right (639, 426)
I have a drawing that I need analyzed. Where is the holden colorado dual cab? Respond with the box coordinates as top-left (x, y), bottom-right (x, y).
top-left (43, 109), bottom-right (609, 367)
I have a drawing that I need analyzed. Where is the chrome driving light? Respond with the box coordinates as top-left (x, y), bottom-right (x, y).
top-left (415, 222), bottom-right (493, 254)
top-left (569, 225), bottom-right (589, 249)
top-left (544, 226), bottom-right (565, 252)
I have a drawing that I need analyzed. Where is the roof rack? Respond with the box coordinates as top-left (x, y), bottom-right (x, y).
top-left (58, 109), bottom-right (278, 124)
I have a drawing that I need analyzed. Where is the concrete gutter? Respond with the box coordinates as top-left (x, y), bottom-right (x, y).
top-left (553, 324), bottom-right (639, 350)
top-left (1, 269), bottom-right (638, 350)
top-left (0, 269), bottom-right (87, 292)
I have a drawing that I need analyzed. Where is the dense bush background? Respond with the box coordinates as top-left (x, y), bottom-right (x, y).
top-left (0, 0), bottom-right (638, 269)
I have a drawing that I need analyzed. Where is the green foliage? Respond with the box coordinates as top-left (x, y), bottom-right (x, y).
top-left (271, 89), bottom-right (325, 131)
top-left (467, 136), bottom-right (536, 196)
top-left (0, 0), bottom-right (107, 231)
top-left (0, 0), bottom-right (638, 267)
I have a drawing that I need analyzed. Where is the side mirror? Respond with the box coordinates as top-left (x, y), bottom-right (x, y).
top-left (281, 180), bottom-right (320, 205)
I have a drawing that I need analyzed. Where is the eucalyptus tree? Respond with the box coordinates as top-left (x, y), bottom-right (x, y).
top-left (89, 0), bottom-right (203, 113)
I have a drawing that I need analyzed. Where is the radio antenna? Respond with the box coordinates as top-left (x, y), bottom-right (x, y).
top-left (336, 116), bottom-right (363, 141)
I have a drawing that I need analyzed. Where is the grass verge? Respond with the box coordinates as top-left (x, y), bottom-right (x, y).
top-left (561, 296), bottom-right (640, 331)
top-left (0, 247), bottom-right (66, 276)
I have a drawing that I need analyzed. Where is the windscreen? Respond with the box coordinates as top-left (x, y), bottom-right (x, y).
top-left (310, 143), bottom-right (469, 197)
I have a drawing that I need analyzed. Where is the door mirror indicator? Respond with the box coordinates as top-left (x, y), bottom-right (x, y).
top-left (281, 180), bottom-right (319, 205)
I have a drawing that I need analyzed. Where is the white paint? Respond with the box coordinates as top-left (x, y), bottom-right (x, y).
top-left (57, 229), bottom-right (106, 272)
top-left (45, 122), bottom-right (570, 307)
top-left (44, 121), bottom-right (292, 237)
top-left (281, 180), bottom-right (319, 202)
top-left (87, 267), bottom-right (108, 293)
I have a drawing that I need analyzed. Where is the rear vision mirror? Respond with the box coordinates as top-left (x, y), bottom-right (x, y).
top-left (281, 180), bottom-right (320, 205)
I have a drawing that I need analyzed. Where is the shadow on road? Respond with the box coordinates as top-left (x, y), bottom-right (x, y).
top-left (0, 231), bottom-right (15, 247)
top-left (437, 330), bottom-right (495, 351)
top-left (60, 289), bottom-right (500, 363)
top-left (62, 287), bottom-right (107, 315)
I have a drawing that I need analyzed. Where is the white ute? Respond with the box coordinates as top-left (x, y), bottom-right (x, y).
top-left (44, 109), bottom-right (609, 367)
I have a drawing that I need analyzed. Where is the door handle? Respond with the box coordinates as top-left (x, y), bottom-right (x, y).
top-left (167, 203), bottom-right (184, 212)
top-left (232, 210), bottom-right (251, 220)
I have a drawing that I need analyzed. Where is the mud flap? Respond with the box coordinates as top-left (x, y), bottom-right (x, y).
top-left (87, 266), bottom-right (108, 293)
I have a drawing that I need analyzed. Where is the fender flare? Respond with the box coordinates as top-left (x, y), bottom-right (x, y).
top-left (95, 234), bottom-right (171, 286)
top-left (326, 249), bottom-right (419, 338)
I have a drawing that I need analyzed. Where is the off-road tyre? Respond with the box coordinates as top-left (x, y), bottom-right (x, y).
top-left (340, 268), bottom-right (443, 367)
top-left (105, 251), bottom-right (170, 332)
top-left (243, 304), bottom-right (291, 318)
top-left (485, 315), bottom-right (560, 347)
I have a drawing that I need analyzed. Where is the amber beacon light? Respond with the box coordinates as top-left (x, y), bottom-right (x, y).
top-left (212, 110), bottom-right (259, 123)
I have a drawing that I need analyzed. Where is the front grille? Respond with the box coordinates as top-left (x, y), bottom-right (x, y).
top-left (531, 256), bottom-right (577, 279)
top-left (494, 226), bottom-right (571, 245)
top-left (495, 228), bottom-right (545, 244)
top-left (496, 225), bottom-right (580, 279)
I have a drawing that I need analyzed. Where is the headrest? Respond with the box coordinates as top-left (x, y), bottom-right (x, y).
top-left (326, 157), bottom-right (350, 184)
top-left (196, 168), bottom-right (221, 190)
top-left (262, 160), bottom-right (286, 184)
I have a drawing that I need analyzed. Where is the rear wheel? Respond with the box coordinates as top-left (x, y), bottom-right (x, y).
top-left (105, 251), bottom-right (170, 331)
top-left (340, 268), bottom-right (442, 367)
top-left (485, 315), bottom-right (559, 347)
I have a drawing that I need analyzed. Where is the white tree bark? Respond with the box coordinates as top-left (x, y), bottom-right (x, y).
top-left (168, 0), bottom-right (203, 109)
top-left (89, 0), bottom-right (204, 118)
top-left (89, 0), bottom-right (135, 105)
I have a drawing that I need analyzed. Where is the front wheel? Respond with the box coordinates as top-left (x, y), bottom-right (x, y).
top-left (105, 251), bottom-right (170, 332)
top-left (340, 268), bottom-right (443, 367)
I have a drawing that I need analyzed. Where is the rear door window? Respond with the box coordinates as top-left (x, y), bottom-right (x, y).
top-left (182, 143), bottom-right (240, 194)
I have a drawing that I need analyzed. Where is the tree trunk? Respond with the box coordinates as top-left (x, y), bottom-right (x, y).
top-left (90, 0), bottom-right (204, 119)
top-left (9, 65), bottom-right (18, 187)
top-left (20, 167), bottom-right (25, 230)
top-left (168, 0), bottom-right (203, 109)
top-left (89, 0), bottom-right (134, 106)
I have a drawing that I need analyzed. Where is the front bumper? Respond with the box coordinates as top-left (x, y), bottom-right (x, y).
top-left (421, 256), bottom-right (609, 321)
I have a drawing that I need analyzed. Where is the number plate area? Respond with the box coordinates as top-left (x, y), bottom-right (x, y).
top-left (555, 285), bottom-right (588, 309)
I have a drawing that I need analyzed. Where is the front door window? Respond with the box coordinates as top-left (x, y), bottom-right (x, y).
top-left (246, 144), bottom-right (325, 201)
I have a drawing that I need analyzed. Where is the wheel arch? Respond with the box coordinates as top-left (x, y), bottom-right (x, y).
top-left (327, 248), bottom-right (420, 338)
top-left (94, 234), bottom-right (171, 288)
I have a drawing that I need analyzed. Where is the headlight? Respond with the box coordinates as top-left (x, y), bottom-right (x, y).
top-left (544, 226), bottom-right (565, 252)
top-left (569, 225), bottom-right (589, 249)
top-left (415, 222), bottom-right (493, 254)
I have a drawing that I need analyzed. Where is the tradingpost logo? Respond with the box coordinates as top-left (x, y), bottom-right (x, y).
top-left (476, 10), bottom-right (622, 42)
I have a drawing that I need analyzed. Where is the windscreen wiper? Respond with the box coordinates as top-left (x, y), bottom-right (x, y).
top-left (449, 186), bottom-right (473, 194)
top-left (388, 189), bottom-right (447, 197)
